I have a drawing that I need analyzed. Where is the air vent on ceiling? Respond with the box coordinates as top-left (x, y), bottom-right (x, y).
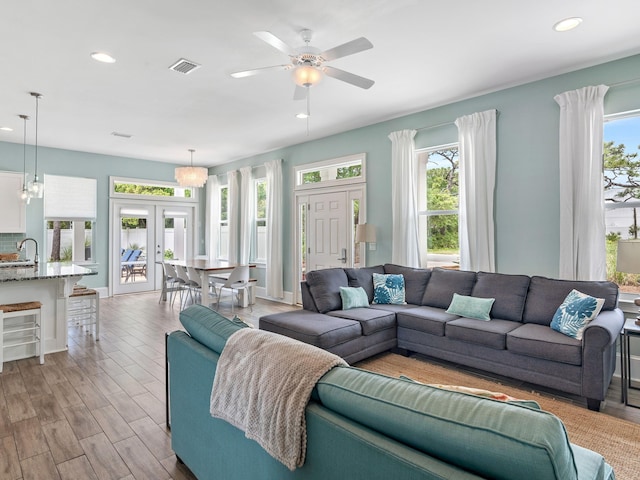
top-left (169, 58), bottom-right (201, 75)
top-left (111, 132), bottom-right (132, 138)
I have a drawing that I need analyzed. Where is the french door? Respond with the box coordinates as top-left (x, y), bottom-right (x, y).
top-left (111, 201), bottom-right (194, 295)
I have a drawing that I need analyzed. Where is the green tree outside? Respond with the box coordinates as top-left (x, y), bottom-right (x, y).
top-left (426, 148), bottom-right (459, 252)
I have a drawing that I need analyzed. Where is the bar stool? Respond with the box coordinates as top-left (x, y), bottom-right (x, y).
top-left (67, 286), bottom-right (99, 340)
top-left (0, 301), bottom-right (44, 373)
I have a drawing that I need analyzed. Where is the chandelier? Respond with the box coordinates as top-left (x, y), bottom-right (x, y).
top-left (175, 149), bottom-right (208, 188)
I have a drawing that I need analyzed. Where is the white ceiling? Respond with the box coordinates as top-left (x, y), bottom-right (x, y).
top-left (1, 0), bottom-right (640, 167)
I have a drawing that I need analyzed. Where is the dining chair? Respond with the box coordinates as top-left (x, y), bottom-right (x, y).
top-left (212, 265), bottom-right (252, 314)
top-left (187, 267), bottom-right (208, 306)
top-left (164, 263), bottom-right (186, 308)
top-left (175, 265), bottom-right (195, 310)
top-left (159, 262), bottom-right (179, 305)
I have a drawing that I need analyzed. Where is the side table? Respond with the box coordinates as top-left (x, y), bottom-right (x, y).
top-left (621, 318), bottom-right (640, 408)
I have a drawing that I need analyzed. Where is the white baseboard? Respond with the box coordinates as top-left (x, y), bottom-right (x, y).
top-left (254, 286), bottom-right (295, 305)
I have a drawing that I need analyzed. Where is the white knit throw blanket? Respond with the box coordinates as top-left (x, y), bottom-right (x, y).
top-left (209, 328), bottom-right (347, 470)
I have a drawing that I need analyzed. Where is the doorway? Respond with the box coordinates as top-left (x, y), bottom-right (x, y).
top-left (111, 201), bottom-right (194, 295)
top-left (295, 185), bottom-right (365, 304)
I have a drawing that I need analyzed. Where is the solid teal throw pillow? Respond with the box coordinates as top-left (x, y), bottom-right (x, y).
top-left (372, 273), bottom-right (406, 304)
top-left (550, 289), bottom-right (604, 340)
top-left (446, 293), bottom-right (495, 321)
top-left (339, 286), bottom-right (369, 309)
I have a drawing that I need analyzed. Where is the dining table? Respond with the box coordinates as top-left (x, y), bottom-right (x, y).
top-left (167, 259), bottom-right (256, 308)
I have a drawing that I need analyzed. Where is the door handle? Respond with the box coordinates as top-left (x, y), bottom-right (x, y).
top-left (337, 248), bottom-right (347, 263)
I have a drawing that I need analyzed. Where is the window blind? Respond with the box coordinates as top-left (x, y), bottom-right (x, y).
top-left (44, 174), bottom-right (97, 220)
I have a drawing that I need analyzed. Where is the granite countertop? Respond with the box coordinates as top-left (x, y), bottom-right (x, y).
top-left (0, 262), bottom-right (97, 283)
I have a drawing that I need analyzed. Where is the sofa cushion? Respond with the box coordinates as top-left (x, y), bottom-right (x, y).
top-left (446, 293), bottom-right (495, 321)
top-left (339, 286), bottom-right (369, 310)
top-left (316, 367), bottom-right (578, 480)
top-left (344, 265), bottom-right (385, 303)
top-left (550, 289), bottom-right (605, 340)
top-left (180, 304), bottom-right (248, 354)
top-left (383, 264), bottom-right (431, 305)
top-left (372, 273), bottom-right (406, 304)
top-left (471, 272), bottom-right (530, 322)
top-left (259, 310), bottom-right (361, 350)
top-left (507, 323), bottom-right (582, 366)
top-left (369, 303), bottom-right (421, 314)
top-left (306, 268), bottom-right (350, 313)
top-left (328, 308), bottom-right (396, 336)
top-left (421, 268), bottom-right (477, 309)
top-left (522, 276), bottom-right (618, 325)
top-left (396, 306), bottom-right (460, 337)
top-left (446, 318), bottom-right (521, 350)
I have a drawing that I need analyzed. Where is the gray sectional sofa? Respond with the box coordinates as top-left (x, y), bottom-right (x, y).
top-left (259, 264), bottom-right (624, 411)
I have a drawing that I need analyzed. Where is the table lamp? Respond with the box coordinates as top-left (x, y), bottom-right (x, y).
top-left (355, 223), bottom-right (376, 250)
top-left (616, 238), bottom-right (640, 325)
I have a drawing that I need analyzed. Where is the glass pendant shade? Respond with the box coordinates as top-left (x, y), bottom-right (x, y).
top-left (175, 149), bottom-right (208, 188)
top-left (18, 114), bottom-right (31, 204)
top-left (29, 92), bottom-right (44, 199)
top-left (293, 65), bottom-right (322, 87)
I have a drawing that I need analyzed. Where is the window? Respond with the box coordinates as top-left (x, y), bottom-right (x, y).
top-left (219, 184), bottom-right (229, 260)
top-left (112, 179), bottom-right (194, 199)
top-left (603, 111), bottom-right (640, 294)
top-left (417, 144), bottom-right (460, 268)
top-left (295, 153), bottom-right (365, 189)
top-left (254, 178), bottom-right (267, 263)
top-left (45, 174), bottom-right (97, 263)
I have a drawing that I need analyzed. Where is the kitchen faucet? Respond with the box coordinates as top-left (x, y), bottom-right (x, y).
top-left (17, 238), bottom-right (39, 265)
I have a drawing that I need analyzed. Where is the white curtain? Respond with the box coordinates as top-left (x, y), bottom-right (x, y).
top-left (389, 129), bottom-right (421, 267)
top-left (227, 170), bottom-right (239, 264)
top-left (554, 85), bottom-right (609, 280)
top-left (265, 159), bottom-right (284, 298)
top-left (239, 166), bottom-right (254, 264)
top-left (455, 109), bottom-right (497, 272)
top-left (205, 174), bottom-right (220, 260)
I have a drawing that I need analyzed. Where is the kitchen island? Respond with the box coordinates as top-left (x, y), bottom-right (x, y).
top-left (0, 262), bottom-right (97, 360)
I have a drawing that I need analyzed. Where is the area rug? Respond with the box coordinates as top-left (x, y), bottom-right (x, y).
top-left (355, 352), bottom-right (640, 480)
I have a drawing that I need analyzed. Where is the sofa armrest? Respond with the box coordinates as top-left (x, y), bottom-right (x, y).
top-left (582, 308), bottom-right (624, 350)
top-left (301, 281), bottom-right (319, 312)
top-left (581, 308), bottom-right (624, 402)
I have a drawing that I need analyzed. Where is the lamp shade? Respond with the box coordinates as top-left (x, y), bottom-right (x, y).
top-left (355, 223), bottom-right (376, 243)
top-left (293, 65), bottom-right (322, 87)
top-left (175, 166), bottom-right (208, 188)
top-left (616, 239), bottom-right (640, 274)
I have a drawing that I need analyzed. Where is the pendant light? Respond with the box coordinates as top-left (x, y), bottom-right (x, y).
top-left (27, 92), bottom-right (44, 199)
top-left (175, 149), bottom-right (208, 188)
top-left (18, 114), bottom-right (31, 204)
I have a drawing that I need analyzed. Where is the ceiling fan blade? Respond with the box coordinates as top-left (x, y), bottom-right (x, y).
top-left (293, 85), bottom-right (308, 101)
top-left (253, 31), bottom-right (297, 56)
top-left (320, 37), bottom-right (373, 62)
top-left (323, 66), bottom-right (375, 89)
top-left (230, 64), bottom-right (290, 78)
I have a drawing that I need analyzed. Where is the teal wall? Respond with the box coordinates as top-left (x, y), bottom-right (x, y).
top-left (1, 54), bottom-right (639, 293)
top-left (0, 144), bottom-right (184, 288)
top-left (210, 54), bottom-right (640, 293)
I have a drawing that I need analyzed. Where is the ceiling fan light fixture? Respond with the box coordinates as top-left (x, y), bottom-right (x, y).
top-left (175, 149), bottom-right (208, 188)
top-left (293, 64), bottom-right (322, 87)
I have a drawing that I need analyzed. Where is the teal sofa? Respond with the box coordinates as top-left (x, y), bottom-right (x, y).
top-left (167, 305), bottom-right (615, 480)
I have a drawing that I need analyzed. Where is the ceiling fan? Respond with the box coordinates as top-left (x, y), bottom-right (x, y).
top-left (231, 29), bottom-right (375, 101)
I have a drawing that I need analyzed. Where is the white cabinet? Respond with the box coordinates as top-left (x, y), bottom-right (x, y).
top-left (0, 172), bottom-right (26, 233)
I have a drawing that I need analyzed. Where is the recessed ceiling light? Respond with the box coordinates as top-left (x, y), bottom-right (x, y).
top-left (91, 52), bottom-right (116, 63)
top-left (553, 17), bottom-right (583, 32)
top-left (0, 126), bottom-right (13, 132)
top-left (296, 113), bottom-right (309, 119)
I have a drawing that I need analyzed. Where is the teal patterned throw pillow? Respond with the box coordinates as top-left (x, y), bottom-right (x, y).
top-left (550, 289), bottom-right (604, 340)
top-left (372, 273), bottom-right (406, 304)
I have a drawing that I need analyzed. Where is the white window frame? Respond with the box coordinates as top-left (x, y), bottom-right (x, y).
top-left (110, 176), bottom-right (198, 203)
top-left (294, 153), bottom-right (366, 190)
top-left (417, 143), bottom-right (460, 268)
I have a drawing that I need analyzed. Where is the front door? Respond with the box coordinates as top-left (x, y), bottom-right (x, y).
top-left (307, 191), bottom-right (349, 271)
